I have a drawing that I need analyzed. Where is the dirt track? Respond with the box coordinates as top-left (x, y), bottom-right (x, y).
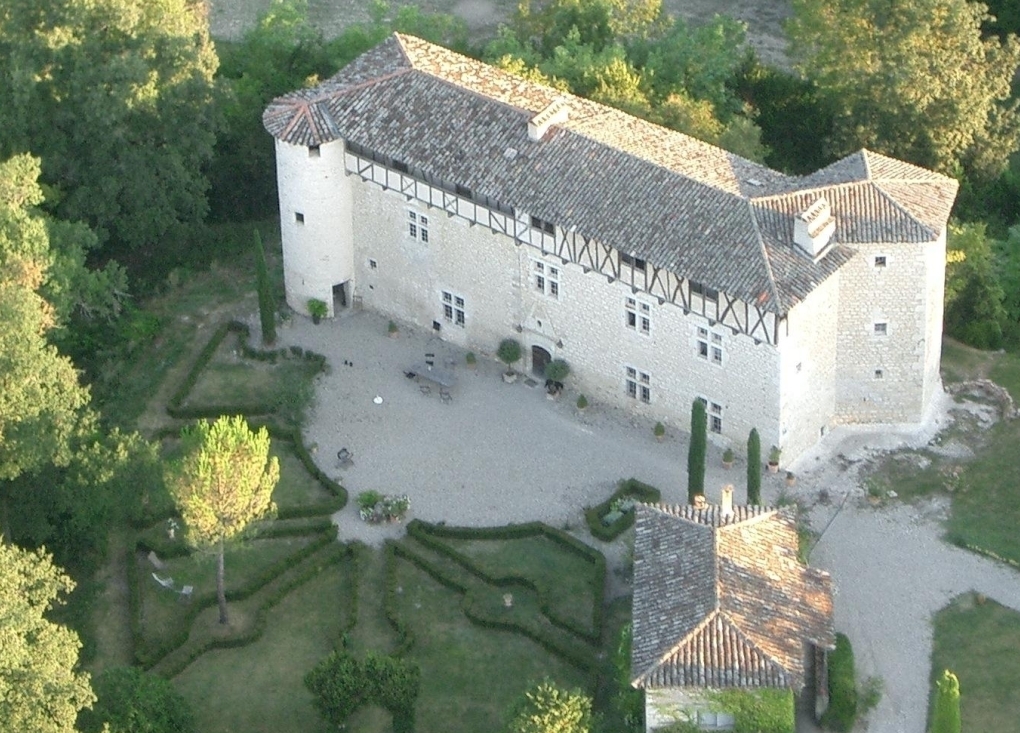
top-left (207, 0), bottom-right (792, 66)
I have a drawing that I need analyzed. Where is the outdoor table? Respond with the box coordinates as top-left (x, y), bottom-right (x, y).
top-left (409, 362), bottom-right (457, 388)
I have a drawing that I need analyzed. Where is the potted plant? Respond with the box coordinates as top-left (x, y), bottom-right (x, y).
top-left (465, 352), bottom-right (477, 369)
top-left (544, 359), bottom-right (570, 397)
top-left (387, 320), bottom-right (399, 338)
top-left (768, 446), bottom-right (781, 473)
top-left (786, 471), bottom-right (796, 486)
top-left (497, 338), bottom-right (522, 383)
top-left (722, 447), bottom-right (734, 469)
top-left (654, 421), bottom-right (666, 442)
top-left (576, 394), bottom-right (588, 411)
top-left (307, 298), bottom-right (328, 324)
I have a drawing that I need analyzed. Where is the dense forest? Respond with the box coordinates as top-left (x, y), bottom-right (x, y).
top-left (0, 0), bottom-right (1018, 729)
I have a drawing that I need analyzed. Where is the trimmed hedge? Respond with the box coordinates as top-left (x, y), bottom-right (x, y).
top-left (388, 540), bottom-right (599, 674)
top-left (584, 479), bottom-right (662, 542)
top-left (166, 320), bottom-right (328, 420)
top-left (820, 633), bottom-right (858, 732)
top-left (132, 528), bottom-right (337, 668)
top-left (154, 542), bottom-right (350, 679)
top-left (406, 520), bottom-right (605, 644)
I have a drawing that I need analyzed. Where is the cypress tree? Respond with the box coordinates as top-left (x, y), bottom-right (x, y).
top-left (931, 669), bottom-right (961, 733)
top-left (687, 399), bottom-right (707, 503)
top-left (747, 428), bottom-right (762, 505)
top-left (254, 229), bottom-right (277, 345)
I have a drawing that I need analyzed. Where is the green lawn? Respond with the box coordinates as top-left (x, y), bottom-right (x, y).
top-left (391, 555), bottom-right (591, 733)
top-left (137, 535), bottom-right (318, 657)
top-left (930, 594), bottom-right (1020, 733)
top-left (173, 558), bottom-right (353, 733)
top-left (272, 444), bottom-right (336, 511)
top-left (434, 534), bottom-right (600, 635)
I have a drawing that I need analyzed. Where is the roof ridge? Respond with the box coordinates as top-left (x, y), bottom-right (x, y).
top-left (748, 200), bottom-right (784, 314)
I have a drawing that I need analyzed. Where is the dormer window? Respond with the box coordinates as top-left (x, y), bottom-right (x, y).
top-left (308, 145), bottom-right (320, 158)
top-left (620, 252), bottom-right (646, 272)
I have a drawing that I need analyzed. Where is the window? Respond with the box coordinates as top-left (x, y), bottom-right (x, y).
top-left (407, 211), bottom-right (429, 242)
top-left (697, 710), bottom-right (735, 730)
top-left (875, 369), bottom-right (884, 379)
top-left (626, 298), bottom-right (651, 335)
top-left (874, 322), bottom-right (888, 335)
top-left (308, 145), bottom-right (320, 158)
top-left (698, 397), bottom-right (723, 433)
top-left (530, 215), bottom-right (555, 235)
top-left (368, 259), bottom-right (377, 270)
top-left (442, 291), bottom-right (465, 327)
top-left (620, 252), bottom-right (647, 272)
top-left (533, 261), bottom-right (560, 299)
top-left (697, 328), bottom-right (724, 365)
top-left (874, 255), bottom-right (887, 268)
top-left (625, 367), bottom-right (651, 403)
top-left (295, 212), bottom-right (305, 224)
top-left (455, 183), bottom-right (473, 198)
top-left (691, 281), bottom-right (719, 304)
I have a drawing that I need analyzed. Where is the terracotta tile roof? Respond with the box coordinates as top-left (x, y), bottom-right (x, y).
top-left (630, 504), bottom-right (835, 691)
top-left (263, 35), bottom-right (958, 315)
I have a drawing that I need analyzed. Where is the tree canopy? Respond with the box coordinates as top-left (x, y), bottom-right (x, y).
top-left (0, 155), bottom-right (90, 485)
top-left (166, 416), bottom-right (278, 623)
top-left (79, 666), bottom-right (195, 733)
top-left (505, 680), bottom-right (593, 733)
top-left (0, 0), bottom-right (219, 249)
top-left (0, 542), bottom-right (95, 733)
top-left (786, 0), bottom-right (1020, 179)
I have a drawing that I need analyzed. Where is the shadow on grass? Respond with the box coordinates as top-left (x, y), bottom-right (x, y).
top-left (930, 593), bottom-right (1020, 733)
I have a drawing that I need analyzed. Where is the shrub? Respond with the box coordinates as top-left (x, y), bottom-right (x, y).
top-left (769, 445), bottom-right (782, 465)
top-left (654, 421), bottom-right (666, 438)
top-left (307, 298), bottom-right (328, 321)
top-left (79, 666), bottom-right (196, 733)
top-left (821, 633), bottom-right (858, 732)
top-left (506, 680), bottom-right (593, 733)
top-left (688, 400), bottom-right (707, 502)
top-left (584, 479), bottom-right (662, 541)
top-left (465, 351), bottom-right (476, 365)
top-left (930, 669), bottom-right (960, 733)
top-left (708, 689), bottom-right (794, 733)
top-left (576, 394), bottom-right (588, 409)
top-left (497, 338), bottom-right (522, 367)
top-left (388, 319), bottom-right (398, 334)
top-left (544, 359), bottom-right (570, 383)
top-left (723, 447), bottom-right (734, 464)
top-left (357, 490), bottom-right (383, 511)
top-left (747, 429), bottom-right (761, 504)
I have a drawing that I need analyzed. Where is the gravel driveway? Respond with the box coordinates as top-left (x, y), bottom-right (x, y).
top-left (268, 309), bottom-right (1020, 733)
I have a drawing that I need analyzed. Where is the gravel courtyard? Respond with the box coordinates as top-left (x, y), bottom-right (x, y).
top-left (272, 308), bottom-right (1020, 733)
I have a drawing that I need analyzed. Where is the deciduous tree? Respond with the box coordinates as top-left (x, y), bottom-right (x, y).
top-left (0, 0), bottom-right (219, 249)
top-left (786, 0), bottom-right (1020, 179)
top-left (506, 680), bottom-right (593, 733)
top-left (687, 399), bottom-right (707, 503)
top-left (165, 416), bottom-right (279, 624)
top-left (0, 543), bottom-right (95, 733)
top-left (79, 666), bottom-right (195, 733)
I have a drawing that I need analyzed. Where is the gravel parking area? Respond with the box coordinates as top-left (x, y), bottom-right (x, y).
top-left (270, 308), bottom-right (1020, 733)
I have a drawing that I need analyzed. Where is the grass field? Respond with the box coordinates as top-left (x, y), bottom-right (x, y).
top-left (391, 555), bottom-right (591, 733)
top-left (930, 594), bottom-right (1020, 733)
top-left (173, 559), bottom-right (353, 733)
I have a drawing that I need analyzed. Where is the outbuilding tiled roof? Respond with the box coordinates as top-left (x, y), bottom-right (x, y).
top-left (264, 34), bottom-right (958, 315)
top-left (630, 504), bottom-right (835, 691)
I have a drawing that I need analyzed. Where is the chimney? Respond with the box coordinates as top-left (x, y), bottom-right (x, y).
top-left (693, 494), bottom-right (707, 510)
top-left (720, 485), bottom-right (734, 518)
top-left (528, 99), bottom-right (570, 142)
top-left (793, 197), bottom-right (836, 260)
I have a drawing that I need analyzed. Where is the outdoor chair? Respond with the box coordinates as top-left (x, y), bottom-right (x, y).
top-left (337, 448), bottom-right (354, 467)
top-left (152, 573), bottom-right (175, 590)
top-left (179, 585), bottom-right (194, 603)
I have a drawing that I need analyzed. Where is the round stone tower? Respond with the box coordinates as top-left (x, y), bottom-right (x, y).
top-left (273, 137), bottom-right (354, 318)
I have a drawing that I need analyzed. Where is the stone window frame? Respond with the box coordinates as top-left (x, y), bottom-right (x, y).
top-left (697, 326), bottom-right (725, 365)
top-left (873, 321), bottom-right (888, 336)
top-left (697, 396), bottom-right (724, 434)
top-left (295, 212), bottom-right (305, 224)
top-left (625, 365), bottom-right (651, 403)
top-left (625, 297), bottom-right (652, 336)
top-left (532, 260), bottom-right (560, 299)
top-left (873, 254), bottom-right (888, 268)
top-left (441, 290), bottom-right (465, 328)
top-left (408, 210), bottom-right (429, 243)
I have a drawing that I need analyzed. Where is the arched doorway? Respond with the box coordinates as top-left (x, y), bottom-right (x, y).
top-left (531, 345), bottom-right (551, 376)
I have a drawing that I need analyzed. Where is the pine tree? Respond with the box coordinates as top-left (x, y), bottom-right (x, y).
top-left (747, 428), bottom-right (762, 505)
top-left (687, 399), bottom-right (707, 503)
top-left (254, 229), bottom-right (276, 345)
top-left (930, 669), bottom-right (961, 733)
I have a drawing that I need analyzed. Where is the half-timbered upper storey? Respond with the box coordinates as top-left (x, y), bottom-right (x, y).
top-left (263, 33), bottom-right (957, 324)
